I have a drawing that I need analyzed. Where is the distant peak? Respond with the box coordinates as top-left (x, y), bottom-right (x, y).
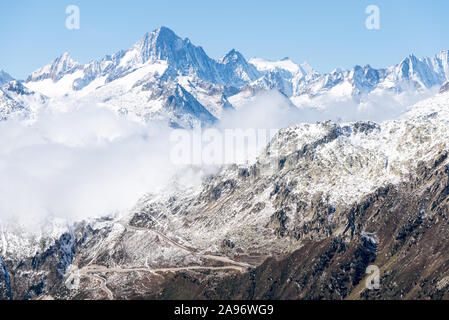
top-left (300, 62), bottom-right (316, 74)
top-left (220, 49), bottom-right (245, 64)
top-left (156, 26), bottom-right (175, 33)
top-left (331, 67), bottom-right (344, 74)
top-left (0, 69), bottom-right (13, 77)
top-left (4, 80), bottom-right (30, 95)
top-left (51, 52), bottom-right (80, 67)
top-left (408, 54), bottom-right (419, 62)
top-left (0, 69), bottom-right (14, 85)
top-left (401, 54), bottom-right (418, 64)
top-left (27, 52), bottom-right (81, 82)
top-left (60, 51), bottom-right (71, 58)
top-left (137, 26), bottom-right (179, 46)
top-left (437, 49), bottom-right (449, 59)
top-left (440, 80), bottom-right (449, 94)
top-left (226, 49), bottom-right (241, 56)
top-left (154, 26), bottom-right (177, 38)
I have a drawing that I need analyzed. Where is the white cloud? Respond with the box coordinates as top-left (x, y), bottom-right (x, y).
top-left (0, 88), bottom-right (434, 231)
top-left (0, 105), bottom-right (177, 229)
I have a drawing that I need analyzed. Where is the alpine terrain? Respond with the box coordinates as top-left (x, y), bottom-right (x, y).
top-left (1, 27), bottom-right (449, 300)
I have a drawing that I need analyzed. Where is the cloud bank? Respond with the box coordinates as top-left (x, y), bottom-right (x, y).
top-left (0, 105), bottom-right (177, 229)
top-left (0, 88), bottom-right (433, 230)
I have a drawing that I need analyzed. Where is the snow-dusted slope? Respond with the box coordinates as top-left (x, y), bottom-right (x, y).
top-left (125, 90), bottom-right (449, 257)
top-left (0, 81), bottom-right (46, 121)
top-left (39, 90), bottom-right (444, 269)
top-left (441, 80), bottom-right (449, 93)
top-left (47, 90), bottom-right (449, 275)
top-left (1, 85), bottom-right (448, 300)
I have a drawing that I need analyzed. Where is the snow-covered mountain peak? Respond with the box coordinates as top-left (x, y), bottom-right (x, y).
top-left (132, 26), bottom-right (182, 64)
top-left (219, 49), bottom-right (245, 64)
top-left (128, 26), bottom-right (212, 70)
top-left (27, 52), bottom-right (82, 82)
top-left (436, 49), bottom-right (449, 76)
top-left (249, 57), bottom-right (303, 75)
top-left (2, 80), bottom-right (32, 95)
top-left (153, 25), bottom-right (177, 39)
top-left (218, 49), bottom-right (261, 84)
top-left (299, 62), bottom-right (316, 75)
top-left (124, 26), bottom-right (253, 86)
top-left (0, 70), bottom-right (14, 85)
top-left (348, 65), bottom-right (382, 94)
top-left (398, 54), bottom-right (418, 73)
top-left (330, 67), bottom-right (344, 74)
top-left (392, 51), bottom-right (449, 89)
top-left (436, 49), bottom-right (449, 63)
top-left (4, 27), bottom-right (448, 129)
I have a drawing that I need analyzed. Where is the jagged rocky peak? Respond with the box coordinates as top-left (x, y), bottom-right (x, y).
top-left (2, 80), bottom-right (32, 95)
top-left (126, 27), bottom-right (229, 84)
top-left (27, 52), bottom-right (82, 82)
top-left (397, 54), bottom-right (421, 80)
top-left (220, 49), bottom-right (246, 64)
top-left (436, 49), bottom-right (449, 78)
top-left (349, 65), bottom-right (382, 93)
top-left (219, 49), bottom-right (261, 83)
top-left (128, 26), bottom-right (215, 73)
top-left (394, 52), bottom-right (449, 88)
top-left (435, 49), bottom-right (449, 66)
top-left (249, 56), bottom-right (313, 77)
top-left (133, 26), bottom-right (183, 63)
top-left (299, 62), bottom-right (317, 75)
top-left (437, 49), bottom-right (449, 59)
top-left (163, 83), bottom-right (217, 127)
top-left (0, 70), bottom-right (14, 85)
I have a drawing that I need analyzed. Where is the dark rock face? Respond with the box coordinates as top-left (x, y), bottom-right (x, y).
top-left (440, 81), bottom-right (449, 94)
top-left (0, 254), bottom-right (13, 300)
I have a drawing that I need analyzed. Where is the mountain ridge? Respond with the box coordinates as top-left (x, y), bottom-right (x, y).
top-left (1, 26), bottom-right (448, 128)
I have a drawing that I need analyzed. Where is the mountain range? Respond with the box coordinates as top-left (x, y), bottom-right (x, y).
top-left (1, 27), bottom-right (449, 300)
top-left (1, 26), bottom-right (448, 127)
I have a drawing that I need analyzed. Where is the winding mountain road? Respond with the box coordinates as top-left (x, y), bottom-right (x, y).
top-left (122, 221), bottom-right (252, 268)
top-left (76, 220), bottom-right (253, 299)
top-left (83, 273), bottom-right (114, 300)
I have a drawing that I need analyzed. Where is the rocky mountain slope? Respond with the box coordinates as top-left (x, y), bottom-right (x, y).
top-left (1, 90), bottom-right (448, 300)
top-left (1, 27), bottom-right (448, 127)
top-left (0, 70), bottom-right (14, 86)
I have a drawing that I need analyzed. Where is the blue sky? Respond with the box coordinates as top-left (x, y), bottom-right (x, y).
top-left (0, 0), bottom-right (448, 79)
